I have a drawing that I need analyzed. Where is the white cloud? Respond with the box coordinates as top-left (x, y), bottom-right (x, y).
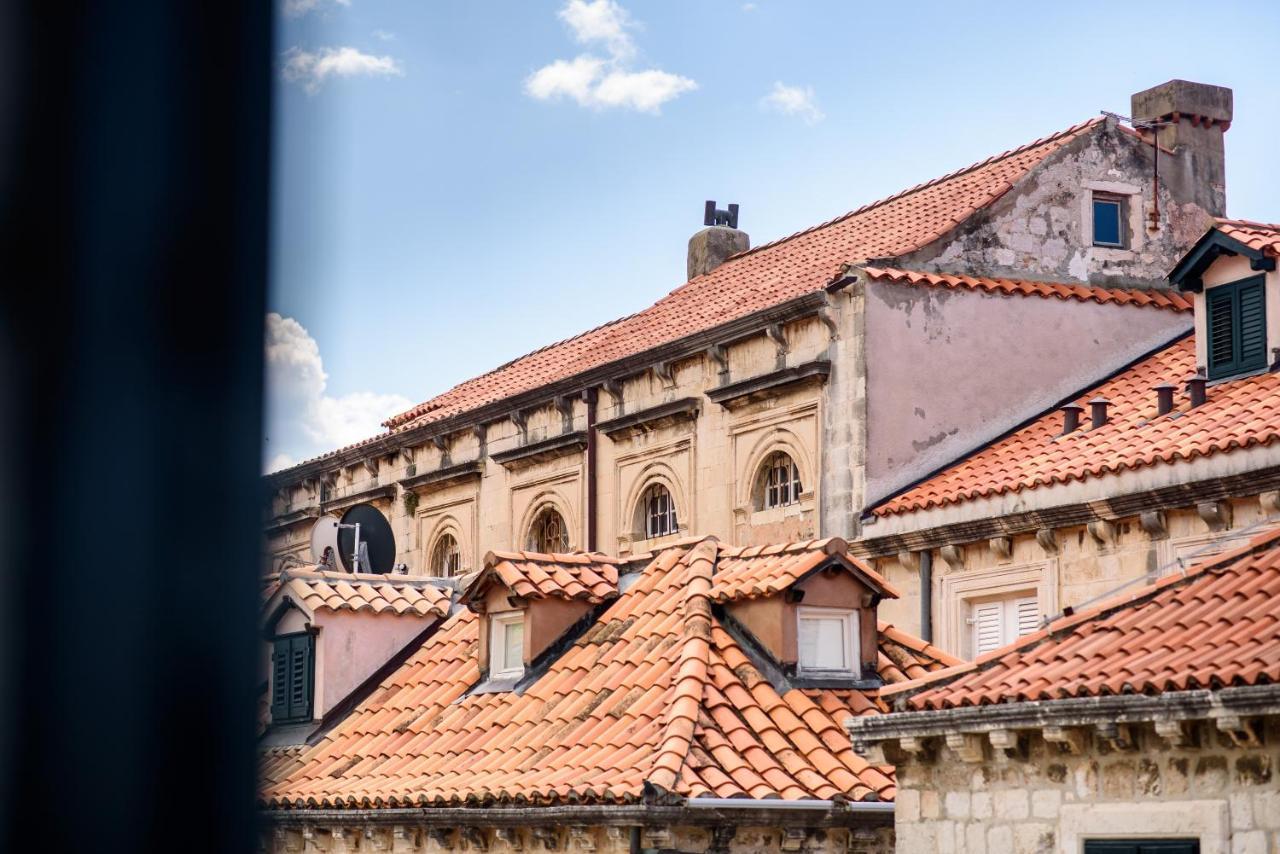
top-left (526, 1), bottom-right (696, 114)
top-left (558, 0), bottom-right (635, 60)
top-left (264, 313), bottom-right (411, 472)
top-left (282, 0), bottom-right (350, 18)
top-left (760, 81), bottom-right (825, 125)
top-left (742, 2), bottom-right (757, 10)
top-left (281, 46), bottom-right (403, 94)
top-left (373, 29), bottom-right (396, 41)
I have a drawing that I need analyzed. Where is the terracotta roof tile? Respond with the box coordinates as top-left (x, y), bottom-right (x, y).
top-left (260, 539), bottom-right (951, 809)
top-left (470, 550), bottom-right (621, 604)
top-left (1215, 219), bottom-right (1280, 256)
top-left (886, 528), bottom-right (1280, 710)
top-left (267, 568), bottom-right (452, 619)
top-left (710, 538), bottom-right (901, 602)
top-left (278, 121), bottom-right (1109, 473)
top-left (863, 267), bottom-right (1193, 311)
top-left (876, 336), bottom-right (1280, 515)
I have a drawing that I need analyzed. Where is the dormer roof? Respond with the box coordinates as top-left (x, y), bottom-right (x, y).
top-left (709, 538), bottom-right (901, 604)
top-left (460, 550), bottom-right (621, 607)
top-left (262, 567), bottom-right (453, 623)
top-left (1168, 218), bottom-right (1280, 291)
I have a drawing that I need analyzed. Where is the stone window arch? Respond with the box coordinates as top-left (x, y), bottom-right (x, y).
top-left (757, 451), bottom-right (803, 510)
top-left (429, 532), bottom-right (462, 577)
top-left (527, 505), bottom-right (570, 554)
top-left (636, 483), bottom-right (679, 540)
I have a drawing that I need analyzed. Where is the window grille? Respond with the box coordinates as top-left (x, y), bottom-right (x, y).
top-left (762, 452), bottom-right (803, 509)
top-left (643, 484), bottom-right (678, 539)
top-left (528, 507), bottom-right (570, 553)
top-left (430, 533), bottom-right (462, 577)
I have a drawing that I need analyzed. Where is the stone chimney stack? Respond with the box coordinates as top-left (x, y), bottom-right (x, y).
top-left (688, 200), bottom-right (749, 280)
top-left (1131, 79), bottom-right (1232, 217)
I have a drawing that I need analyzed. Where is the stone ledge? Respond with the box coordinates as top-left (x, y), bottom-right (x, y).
top-left (597, 398), bottom-right (700, 439)
top-left (706, 360), bottom-right (831, 408)
top-left (397, 459), bottom-right (484, 492)
top-left (265, 505), bottom-right (321, 534)
top-left (321, 484), bottom-right (396, 516)
top-left (491, 431), bottom-right (588, 468)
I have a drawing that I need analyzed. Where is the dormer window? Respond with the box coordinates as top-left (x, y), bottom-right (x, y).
top-left (1206, 275), bottom-right (1267, 379)
top-left (489, 611), bottom-right (525, 680)
top-left (1091, 193), bottom-right (1126, 248)
top-left (796, 607), bottom-right (859, 677)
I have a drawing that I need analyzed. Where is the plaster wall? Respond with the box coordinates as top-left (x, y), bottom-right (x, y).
top-left (862, 280), bottom-right (1191, 507)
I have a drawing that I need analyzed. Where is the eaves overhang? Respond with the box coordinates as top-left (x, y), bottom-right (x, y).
top-left (1169, 227), bottom-right (1276, 291)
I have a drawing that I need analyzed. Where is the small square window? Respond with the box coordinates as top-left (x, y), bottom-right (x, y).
top-left (1092, 195), bottom-right (1126, 248)
top-left (796, 607), bottom-right (859, 677)
top-left (489, 612), bottom-right (525, 680)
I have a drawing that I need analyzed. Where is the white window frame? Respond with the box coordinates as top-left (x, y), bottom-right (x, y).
top-left (967, 591), bottom-right (1038, 658)
top-left (937, 560), bottom-right (1057, 659)
top-left (489, 611), bottom-right (525, 680)
top-left (795, 606), bottom-right (860, 678)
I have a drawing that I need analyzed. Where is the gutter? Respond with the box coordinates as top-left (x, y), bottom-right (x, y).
top-left (684, 798), bottom-right (893, 814)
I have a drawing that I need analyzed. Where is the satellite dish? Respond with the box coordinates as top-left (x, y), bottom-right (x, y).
top-left (310, 515), bottom-right (342, 569)
top-left (337, 503), bottom-right (396, 574)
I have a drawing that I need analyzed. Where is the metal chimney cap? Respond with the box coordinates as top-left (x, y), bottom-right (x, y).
top-left (1061, 402), bottom-right (1085, 411)
top-left (1088, 396), bottom-right (1112, 405)
top-left (1152, 382), bottom-right (1177, 390)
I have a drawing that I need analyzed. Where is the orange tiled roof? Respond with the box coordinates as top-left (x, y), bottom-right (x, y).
top-left (863, 267), bottom-right (1193, 311)
top-left (1215, 218), bottom-right (1280, 256)
top-left (260, 538), bottom-right (952, 809)
top-left (885, 528), bottom-right (1280, 711)
top-left (267, 568), bottom-right (452, 619)
top-left (875, 336), bottom-right (1280, 516)
top-left (275, 120), bottom-right (1112, 474)
top-left (709, 538), bottom-right (901, 603)
top-left (469, 550), bottom-right (620, 604)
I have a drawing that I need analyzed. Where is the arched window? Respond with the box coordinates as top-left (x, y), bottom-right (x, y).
top-left (528, 507), bottom-right (570, 554)
top-left (430, 533), bottom-right (462, 577)
top-left (641, 483), bottom-right (678, 539)
top-left (760, 451), bottom-right (803, 509)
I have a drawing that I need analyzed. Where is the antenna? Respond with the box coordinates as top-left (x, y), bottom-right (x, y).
top-left (1101, 110), bottom-right (1172, 230)
top-left (336, 503), bottom-right (396, 574)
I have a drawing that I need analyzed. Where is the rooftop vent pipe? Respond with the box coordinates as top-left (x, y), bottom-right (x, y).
top-left (1089, 397), bottom-right (1111, 430)
top-left (687, 201), bottom-right (749, 280)
top-left (1154, 383), bottom-right (1176, 416)
top-left (1186, 375), bottom-right (1207, 408)
top-left (1060, 403), bottom-right (1084, 435)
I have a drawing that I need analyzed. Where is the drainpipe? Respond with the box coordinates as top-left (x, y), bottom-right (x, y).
top-left (584, 387), bottom-right (598, 551)
top-left (918, 550), bottom-right (933, 643)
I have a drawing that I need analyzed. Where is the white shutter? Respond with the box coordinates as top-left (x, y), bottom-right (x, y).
top-left (972, 601), bottom-right (1004, 656)
top-left (1014, 596), bottom-right (1039, 638)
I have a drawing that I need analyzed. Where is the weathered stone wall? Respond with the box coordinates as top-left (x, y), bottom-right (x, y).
top-left (875, 493), bottom-right (1280, 658)
top-left (261, 822), bottom-right (895, 854)
top-left (890, 718), bottom-right (1280, 854)
top-left (904, 119), bottom-right (1215, 286)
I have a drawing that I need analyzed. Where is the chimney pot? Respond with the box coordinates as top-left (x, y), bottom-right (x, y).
top-left (1130, 79), bottom-right (1233, 217)
top-left (1089, 397), bottom-right (1111, 430)
top-left (688, 201), bottom-right (749, 280)
top-left (1185, 375), bottom-right (1208, 408)
top-left (1154, 383), bottom-right (1176, 416)
top-left (1060, 403), bottom-right (1084, 436)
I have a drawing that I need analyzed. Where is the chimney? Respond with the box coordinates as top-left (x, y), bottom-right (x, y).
top-left (1131, 79), bottom-right (1233, 217)
top-left (688, 200), bottom-right (749, 280)
top-left (1089, 397), bottom-right (1111, 430)
top-left (1154, 382), bottom-right (1176, 416)
top-left (1185, 375), bottom-right (1207, 408)
top-left (1060, 402), bottom-right (1084, 436)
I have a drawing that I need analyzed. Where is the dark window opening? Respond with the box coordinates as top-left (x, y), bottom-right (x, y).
top-left (1206, 275), bottom-right (1267, 380)
top-left (761, 451), bottom-right (803, 509)
top-left (1092, 195), bottom-right (1126, 248)
top-left (1084, 840), bottom-right (1199, 854)
top-left (643, 483), bottom-right (678, 538)
top-left (270, 632), bottom-right (314, 724)
top-left (528, 507), bottom-right (570, 553)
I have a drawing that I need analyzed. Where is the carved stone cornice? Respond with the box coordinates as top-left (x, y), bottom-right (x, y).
top-left (397, 459), bottom-right (484, 492)
top-left (320, 484), bottom-right (396, 516)
top-left (705, 359), bottom-right (831, 408)
top-left (597, 398), bottom-right (700, 439)
top-left (490, 431), bottom-right (588, 469)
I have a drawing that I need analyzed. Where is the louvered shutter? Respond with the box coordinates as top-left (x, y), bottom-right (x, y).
top-left (1014, 596), bottom-right (1039, 639)
top-left (270, 638), bottom-right (290, 721)
top-left (1238, 278), bottom-right (1267, 373)
top-left (972, 601), bottom-right (1004, 656)
top-left (1207, 286), bottom-right (1236, 373)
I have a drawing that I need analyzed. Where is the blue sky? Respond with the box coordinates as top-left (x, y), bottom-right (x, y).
top-left (265, 0), bottom-right (1280, 471)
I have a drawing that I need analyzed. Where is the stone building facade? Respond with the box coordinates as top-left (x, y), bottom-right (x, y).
top-left (263, 80), bottom-right (1232, 583)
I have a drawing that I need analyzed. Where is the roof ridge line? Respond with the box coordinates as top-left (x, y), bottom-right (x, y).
top-left (646, 537), bottom-right (718, 795)
top-left (1216, 216), bottom-right (1280, 229)
top-left (715, 117), bottom-right (1103, 265)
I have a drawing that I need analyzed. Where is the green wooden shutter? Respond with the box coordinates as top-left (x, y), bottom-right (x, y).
top-left (270, 638), bottom-right (290, 721)
top-left (271, 633), bottom-right (314, 723)
top-left (1207, 276), bottom-right (1268, 380)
